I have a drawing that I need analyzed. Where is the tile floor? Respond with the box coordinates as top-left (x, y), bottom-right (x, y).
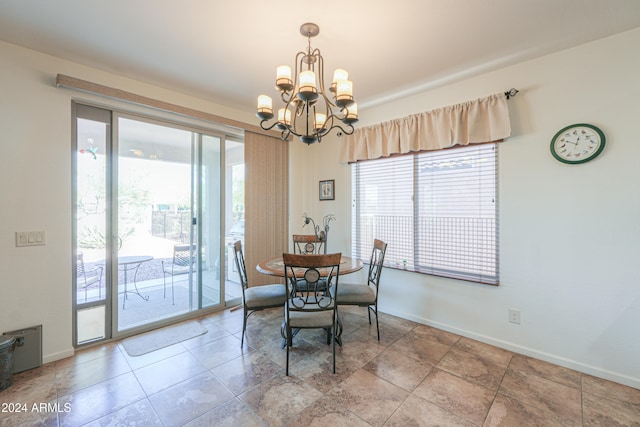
top-left (1, 306), bottom-right (639, 426)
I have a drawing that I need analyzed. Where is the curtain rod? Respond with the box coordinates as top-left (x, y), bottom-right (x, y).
top-left (55, 74), bottom-right (282, 139)
top-left (504, 88), bottom-right (519, 99)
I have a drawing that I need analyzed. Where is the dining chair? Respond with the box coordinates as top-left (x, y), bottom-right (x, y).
top-left (292, 234), bottom-right (326, 254)
top-left (292, 234), bottom-right (330, 293)
top-left (233, 240), bottom-right (287, 348)
top-left (282, 252), bottom-right (341, 375)
top-left (162, 243), bottom-right (197, 305)
top-left (336, 239), bottom-right (387, 340)
top-left (77, 252), bottom-right (103, 301)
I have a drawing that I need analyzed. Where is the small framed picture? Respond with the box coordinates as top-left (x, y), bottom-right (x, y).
top-left (319, 179), bottom-right (335, 201)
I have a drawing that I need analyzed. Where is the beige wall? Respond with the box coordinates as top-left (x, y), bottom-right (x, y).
top-left (290, 28), bottom-right (640, 389)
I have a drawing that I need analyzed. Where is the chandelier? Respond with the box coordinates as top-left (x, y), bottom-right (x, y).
top-left (256, 23), bottom-right (358, 145)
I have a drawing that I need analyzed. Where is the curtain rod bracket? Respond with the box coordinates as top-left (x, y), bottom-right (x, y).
top-left (505, 88), bottom-right (519, 99)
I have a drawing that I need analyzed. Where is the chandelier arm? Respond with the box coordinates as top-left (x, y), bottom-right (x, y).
top-left (282, 123), bottom-right (305, 139)
top-left (329, 122), bottom-right (355, 136)
top-left (295, 50), bottom-right (305, 76)
top-left (324, 110), bottom-right (343, 126)
top-left (280, 91), bottom-right (292, 103)
top-left (259, 119), bottom-right (281, 132)
top-left (313, 114), bottom-right (354, 140)
top-left (318, 86), bottom-right (339, 111)
top-left (314, 49), bottom-right (326, 94)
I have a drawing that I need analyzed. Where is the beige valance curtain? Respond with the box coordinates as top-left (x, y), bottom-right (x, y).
top-left (340, 92), bottom-right (511, 163)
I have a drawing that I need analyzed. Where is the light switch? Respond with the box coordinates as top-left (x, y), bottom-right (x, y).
top-left (15, 231), bottom-right (46, 247)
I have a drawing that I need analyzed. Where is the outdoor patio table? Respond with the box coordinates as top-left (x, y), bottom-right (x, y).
top-left (119, 255), bottom-right (153, 309)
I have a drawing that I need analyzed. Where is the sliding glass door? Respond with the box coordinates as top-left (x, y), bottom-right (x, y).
top-left (73, 104), bottom-right (233, 345)
top-left (73, 105), bottom-right (112, 345)
top-left (114, 117), bottom-right (221, 331)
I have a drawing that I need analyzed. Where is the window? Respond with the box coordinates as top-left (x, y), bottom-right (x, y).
top-left (352, 143), bottom-right (499, 285)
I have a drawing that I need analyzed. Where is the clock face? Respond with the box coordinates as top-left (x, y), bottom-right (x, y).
top-left (550, 124), bottom-right (605, 164)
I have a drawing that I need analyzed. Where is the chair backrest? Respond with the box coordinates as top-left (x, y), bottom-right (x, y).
top-left (232, 240), bottom-right (249, 291)
top-left (368, 239), bottom-right (387, 289)
top-left (76, 252), bottom-right (89, 280)
top-left (76, 251), bottom-right (102, 286)
top-left (292, 234), bottom-right (326, 254)
top-left (173, 243), bottom-right (196, 267)
top-left (283, 252), bottom-right (341, 308)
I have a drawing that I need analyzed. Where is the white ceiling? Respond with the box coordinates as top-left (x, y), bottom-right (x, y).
top-left (1, 0), bottom-right (639, 113)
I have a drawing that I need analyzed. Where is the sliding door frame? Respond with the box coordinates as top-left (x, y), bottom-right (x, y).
top-left (73, 100), bottom-right (239, 347)
top-left (72, 102), bottom-right (114, 346)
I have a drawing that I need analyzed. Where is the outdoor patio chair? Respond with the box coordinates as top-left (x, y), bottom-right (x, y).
top-left (162, 243), bottom-right (196, 305)
top-left (77, 252), bottom-right (103, 301)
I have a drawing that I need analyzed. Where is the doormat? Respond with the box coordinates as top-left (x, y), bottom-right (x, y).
top-left (122, 320), bottom-right (207, 357)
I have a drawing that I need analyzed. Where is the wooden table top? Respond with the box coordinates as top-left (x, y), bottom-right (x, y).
top-left (256, 255), bottom-right (363, 277)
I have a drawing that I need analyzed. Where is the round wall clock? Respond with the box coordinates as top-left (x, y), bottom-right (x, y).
top-left (550, 123), bottom-right (605, 164)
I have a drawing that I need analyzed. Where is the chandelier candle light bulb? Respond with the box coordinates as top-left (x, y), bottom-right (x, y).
top-left (315, 113), bottom-right (327, 131)
top-left (298, 70), bottom-right (318, 101)
top-left (336, 80), bottom-right (354, 107)
top-left (345, 103), bottom-right (358, 122)
top-left (277, 108), bottom-right (292, 128)
top-left (257, 95), bottom-right (274, 119)
top-left (276, 66), bottom-right (293, 91)
top-left (331, 68), bottom-right (348, 92)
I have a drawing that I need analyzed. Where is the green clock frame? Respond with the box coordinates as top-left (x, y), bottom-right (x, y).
top-left (550, 123), bottom-right (606, 164)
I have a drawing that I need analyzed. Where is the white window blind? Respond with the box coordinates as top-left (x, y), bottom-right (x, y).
top-left (352, 143), bottom-right (499, 285)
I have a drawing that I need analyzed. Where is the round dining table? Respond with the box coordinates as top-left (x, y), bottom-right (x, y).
top-left (256, 255), bottom-right (363, 277)
top-left (257, 254), bottom-right (363, 348)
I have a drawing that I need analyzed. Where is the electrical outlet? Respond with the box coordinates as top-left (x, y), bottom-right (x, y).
top-left (508, 309), bottom-right (521, 324)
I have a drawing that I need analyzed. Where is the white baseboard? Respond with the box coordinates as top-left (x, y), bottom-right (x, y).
top-left (385, 309), bottom-right (640, 390)
top-left (43, 348), bottom-right (75, 365)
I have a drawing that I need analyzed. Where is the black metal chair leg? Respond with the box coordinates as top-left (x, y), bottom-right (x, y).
top-left (374, 305), bottom-right (380, 340)
top-left (241, 310), bottom-right (247, 347)
top-left (171, 276), bottom-right (175, 305)
top-left (331, 325), bottom-right (336, 374)
top-left (285, 326), bottom-right (291, 376)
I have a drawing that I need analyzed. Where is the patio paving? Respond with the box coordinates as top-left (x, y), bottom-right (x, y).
top-left (78, 257), bottom-right (243, 331)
